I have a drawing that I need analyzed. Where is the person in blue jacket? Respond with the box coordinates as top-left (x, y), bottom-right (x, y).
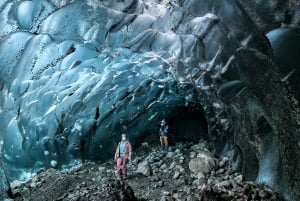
top-left (114, 134), bottom-right (132, 180)
top-left (159, 119), bottom-right (169, 152)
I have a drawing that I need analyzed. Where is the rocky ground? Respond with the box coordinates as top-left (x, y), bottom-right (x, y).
top-left (10, 140), bottom-right (285, 201)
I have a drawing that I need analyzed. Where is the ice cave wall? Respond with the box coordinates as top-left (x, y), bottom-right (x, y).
top-left (237, 0), bottom-right (300, 32)
top-left (0, 0), bottom-right (300, 200)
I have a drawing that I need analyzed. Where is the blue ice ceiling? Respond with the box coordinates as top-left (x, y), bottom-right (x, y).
top-left (0, 0), bottom-right (300, 200)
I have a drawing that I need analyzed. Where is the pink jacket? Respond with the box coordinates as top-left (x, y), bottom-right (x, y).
top-left (114, 140), bottom-right (132, 160)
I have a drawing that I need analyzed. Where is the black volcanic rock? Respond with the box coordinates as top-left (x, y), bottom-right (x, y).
top-left (237, 0), bottom-right (300, 32)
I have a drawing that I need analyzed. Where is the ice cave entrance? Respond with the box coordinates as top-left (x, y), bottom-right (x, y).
top-left (167, 105), bottom-right (208, 145)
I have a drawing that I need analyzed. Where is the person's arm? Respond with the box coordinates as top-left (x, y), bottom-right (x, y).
top-left (127, 142), bottom-right (132, 161)
top-left (114, 143), bottom-right (120, 160)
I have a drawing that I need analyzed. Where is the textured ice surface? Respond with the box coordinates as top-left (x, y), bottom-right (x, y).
top-left (0, 1), bottom-right (299, 200)
top-left (0, 0), bottom-right (269, 176)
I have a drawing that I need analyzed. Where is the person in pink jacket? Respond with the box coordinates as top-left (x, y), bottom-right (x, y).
top-left (114, 133), bottom-right (132, 180)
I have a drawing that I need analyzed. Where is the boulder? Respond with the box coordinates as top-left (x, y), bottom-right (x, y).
top-left (136, 161), bottom-right (151, 177)
top-left (189, 151), bottom-right (217, 174)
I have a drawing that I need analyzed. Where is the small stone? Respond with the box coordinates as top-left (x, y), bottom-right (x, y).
top-left (177, 150), bottom-right (183, 155)
top-left (173, 171), bottom-right (180, 179)
top-left (216, 168), bottom-right (225, 174)
top-left (192, 179), bottom-right (199, 185)
top-left (157, 180), bottom-right (164, 187)
top-left (153, 161), bottom-right (162, 169)
top-left (29, 182), bottom-right (36, 188)
top-left (197, 172), bottom-right (205, 180)
top-left (189, 152), bottom-right (196, 158)
top-left (215, 180), bottom-right (232, 189)
top-left (219, 156), bottom-right (229, 167)
top-left (160, 164), bottom-right (168, 169)
top-left (153, 157), bottom-right (161, 162)
top-left (191, 144), bottom-right (200, 150)
top-left (234, 175), bottom-right (243, 183)
top-left (153, 169), bottom-right (159, 174)
top-left (141, 142), bottom-right (149, 147)
top-left (169, 162), bottom-right (176, 169)
top-left (98, 166), bottom-right (105, 173)
top-left (10, 180), bottom-right (22, 190)
top-left (207, 178), bottom-right (215, 185)
top-left (172, 193), bottom-right (180, 199)
top-left (31, 176), bottom-right (39, 183)
top-left (151, 176), bottom-right (160, 182)
top-left (166, 152), bottom-right (175, 158)
top-left (175, 165), bottom-right (183, 169)
top-left (162, 191), bottom-right (170, 196)
top-left (163, 169), bottom-right (169, 173)
top-left (184, 186), bottom-right (192, 194)
top-left (175, 149), bottom-right (181, 153)
top-left (179, 168), bottom-right (185, 173)
top-left (258, 190), bottom-right (270, 198)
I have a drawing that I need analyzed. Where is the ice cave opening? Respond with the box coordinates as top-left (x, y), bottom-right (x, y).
top-left (167, 105), bottom-right (208, 145)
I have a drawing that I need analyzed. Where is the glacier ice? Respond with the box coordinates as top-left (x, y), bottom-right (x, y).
top-left (0, 0), bottom-right (300, 200)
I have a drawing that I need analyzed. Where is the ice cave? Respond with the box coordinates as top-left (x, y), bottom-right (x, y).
top-left (0, 0), bottom-right (300, 200)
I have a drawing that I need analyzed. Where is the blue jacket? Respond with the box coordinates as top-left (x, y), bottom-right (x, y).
top-left (159, 124), bottom-right (168, 136)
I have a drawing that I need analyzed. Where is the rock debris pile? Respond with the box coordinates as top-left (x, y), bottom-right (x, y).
top-left (11, 141), bottom-right (285, 201)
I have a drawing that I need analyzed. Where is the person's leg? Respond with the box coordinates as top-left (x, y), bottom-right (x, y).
top-left (116, 157), bottom-right (123, 179)
top-left (121, 157), bottom-right (128, 179)
top-left (164, 136), bottom-right (168, 151)
top-left (160, 136), bottom-right (164, 146)
top-left (160, 136), bottom-right (164, 151)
